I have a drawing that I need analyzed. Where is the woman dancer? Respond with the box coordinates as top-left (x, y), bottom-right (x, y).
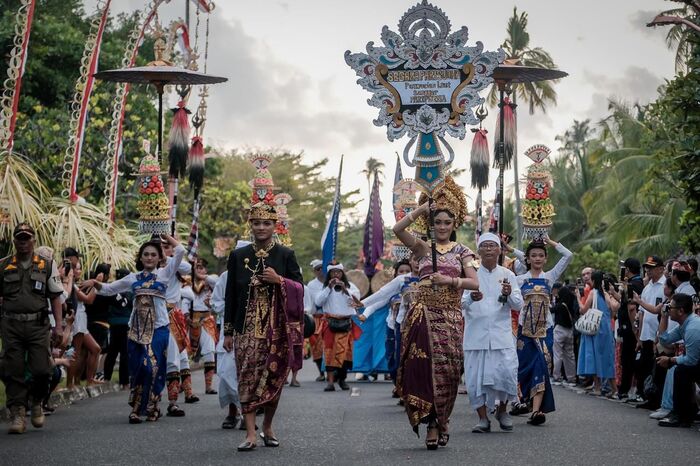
top-left (83, 235), bottom-right (184, 423)
top-left (515, 237), bottom-right (573, 425)
top-left (222, 202), bottom-right (304, 452)
top-left (577, 271), bottom-right (618, 397)
top-left (392, 177), bottom-right (478, 450)
top-left (315, 263), bottom-right (362, 391)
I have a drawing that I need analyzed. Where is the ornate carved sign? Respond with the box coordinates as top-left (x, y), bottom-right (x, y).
top-left (345, 1), bottom-right (504, 142)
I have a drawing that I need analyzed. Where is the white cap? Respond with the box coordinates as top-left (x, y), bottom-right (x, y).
top-left (477, 232), bottom-right (500, 247)
top-left (327, 263), bottom-right (344, 272)
top-left (310, 259), bottom-right (323, 268)
top-left (235, 240), bottom-right (252, 250)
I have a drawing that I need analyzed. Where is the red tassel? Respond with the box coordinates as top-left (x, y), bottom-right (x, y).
top-left (168, 100), bottom-right (191, 178)
top-left (470, 128), bottom-right (490, 189)
top-left (188, 135), bottom-right (205, 198)
top-left (493, 97), bottom-right (516, 169)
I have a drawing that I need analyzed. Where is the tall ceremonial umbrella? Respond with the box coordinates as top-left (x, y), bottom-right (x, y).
top-left (94, 53), bottom-right (227, 233)
top-left (490, 63), bottom-right (567, 263)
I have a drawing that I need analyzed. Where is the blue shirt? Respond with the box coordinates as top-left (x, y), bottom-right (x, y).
top-left (659, 313), bottom-right (700, 366)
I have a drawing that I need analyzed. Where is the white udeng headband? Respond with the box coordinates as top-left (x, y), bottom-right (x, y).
top-left (310, 259), bottom-right (323, 268)
top-left (327, 263), bottom-right (344, 272)
top-left (477, 232), bottom-right (500, 247)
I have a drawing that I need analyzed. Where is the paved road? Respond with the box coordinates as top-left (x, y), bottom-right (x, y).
top-left (2, 362), bottom-right (699, 465)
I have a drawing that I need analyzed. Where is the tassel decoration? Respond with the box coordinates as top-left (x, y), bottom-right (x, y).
top-left (168, 100), bottom-right (191, 179)
top-left (469, 127), bottom-right (490, 189)
top-left (493, 97), bottom-right (516, 169)
top-left (188, 135), bottom-right (205, 199)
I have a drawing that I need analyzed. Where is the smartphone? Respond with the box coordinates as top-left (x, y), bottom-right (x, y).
top-left (655, 297), bottom-right (663, 306)
top-left (619, 266), bottom-right (626, 282)
top-left (63, 260), bottom-right (71, 275)
top-left (627, 286), bottom-right (634, 300)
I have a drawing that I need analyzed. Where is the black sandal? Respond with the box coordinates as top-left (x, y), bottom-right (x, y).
top-left (185, 395), bottom-right (200, 404)
top-left (166, 404), bottom-right (185, 417)
top-left (146, 408), bottom-right (162, 422)
top-left (438, 432), bottom-right (450, 446)
top-left (222, 415), bottom-right (240, 429)
top-left (237, 441), bottom-right (257, 452)
top-left (527, 411), bottom-right (546, 425)
top-left (425, 425), bottom-right (439, 450)
top-left (128, 413), bottom-right (142, 424)
top-left (205, 389), bottom-right (218, 395)
top-left (260, 432), bottom-right (280, 447)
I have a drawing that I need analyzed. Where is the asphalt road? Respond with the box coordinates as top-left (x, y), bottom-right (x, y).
top-left (2, 362), bottom-right (699, 466)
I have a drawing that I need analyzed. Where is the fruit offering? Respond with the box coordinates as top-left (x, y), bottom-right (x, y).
top-left (521, 145), bottom-right (555, 240)
top-left (136, 153), bottom-right (170, 234)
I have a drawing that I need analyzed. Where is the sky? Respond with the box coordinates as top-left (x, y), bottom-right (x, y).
top-left (89, 0), bottom-right (678, 225)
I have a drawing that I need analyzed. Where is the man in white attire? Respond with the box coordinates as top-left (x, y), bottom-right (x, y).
top-left (462, 232), bottom-right (523, 433)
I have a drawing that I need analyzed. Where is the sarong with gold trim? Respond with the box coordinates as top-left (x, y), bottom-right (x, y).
top-left (234, 278), bottom-right (304, 414)
top-left (167, 304), bottom-right (190, 353)
top-left (397, 282), bottom-right (463, 434)
top-left (320, 316), bottom-right (362, 368)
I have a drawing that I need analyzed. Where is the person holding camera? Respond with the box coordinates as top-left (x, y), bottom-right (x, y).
top-left (315, 263), bottom-right (361, 392)
top-left (616, 258), bottom-right (645, 401)
top-left (461, 233), bottom-right (523, 433)
top-left (0, 223), bottom-right (63, 434)
top-left (656, 293), bottom-right (700, 427)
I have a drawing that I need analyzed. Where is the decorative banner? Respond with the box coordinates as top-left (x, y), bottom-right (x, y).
top-left (321, 156), bottom-right (343, 273)
top-left (363, 173), bottom-right (384, 277)
top-left (345, 0), bottom-right (503, 194)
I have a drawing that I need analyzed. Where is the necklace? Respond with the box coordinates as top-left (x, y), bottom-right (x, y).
top-left (435, 241), bottom-right (456, 255)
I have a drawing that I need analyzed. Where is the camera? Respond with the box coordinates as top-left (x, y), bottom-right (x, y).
top-left (333, 284), bottom-right (343, 292)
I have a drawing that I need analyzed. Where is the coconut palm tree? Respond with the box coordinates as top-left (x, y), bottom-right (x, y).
top-left (361, 157), bottom-right (385, 193)
top-left (488, 7), bottom-right (560, 247)
top-left (647, 0), bottom-right (700, 72)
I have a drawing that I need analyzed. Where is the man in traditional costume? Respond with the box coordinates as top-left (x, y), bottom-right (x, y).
top-left (306, 259), bottom-right (326, 381)
top-left (187, 258), bottom-right (219, 394)
top-left (462, 232), bottom-right (523, 433)
top-left (223, 202), bottom-right (304, 452)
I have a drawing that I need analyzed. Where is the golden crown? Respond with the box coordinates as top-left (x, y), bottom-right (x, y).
top-left (248, 202), bottom-right (278, 221)
top-left (415, 176), bottom-right (468, 231)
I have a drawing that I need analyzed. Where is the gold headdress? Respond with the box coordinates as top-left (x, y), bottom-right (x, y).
top-left (415, 176), bottom-right (468, 232)
top-left (248, 202), bottom-right (278, 221)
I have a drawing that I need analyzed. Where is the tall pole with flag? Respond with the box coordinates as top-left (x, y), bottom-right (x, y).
top-left (363, 172), bottom-right (384, 277)
top-left (321, 156), bottom-right (343, 273)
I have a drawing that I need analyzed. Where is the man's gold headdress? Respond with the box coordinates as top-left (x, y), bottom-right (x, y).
top-left (248, 202), bottom-right (278, 221)
top-left (415, 176), bottom-right (468, 232)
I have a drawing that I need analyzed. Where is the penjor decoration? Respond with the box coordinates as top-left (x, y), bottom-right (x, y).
top-left (137, 141), bottom-right (170, 234)
top-left (520, 144), bottom-right (555, 240)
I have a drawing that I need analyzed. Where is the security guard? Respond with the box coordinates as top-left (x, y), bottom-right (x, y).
top-left (0, 223), bottom-right (63, 434)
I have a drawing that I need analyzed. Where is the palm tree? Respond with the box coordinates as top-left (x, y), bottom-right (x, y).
top-left (361, 157), bottom-right (385, 193)
top-left (488, 7), bottom-right (560, 247)
top-left (647, 0), bottom-right (700, 72)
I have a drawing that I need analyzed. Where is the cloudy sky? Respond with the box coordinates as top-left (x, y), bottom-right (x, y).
top-left (92, 0), bottom-right (678, 224)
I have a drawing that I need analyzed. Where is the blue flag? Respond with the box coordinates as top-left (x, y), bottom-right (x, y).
top-left (321, 156), bottom-right (343, 273)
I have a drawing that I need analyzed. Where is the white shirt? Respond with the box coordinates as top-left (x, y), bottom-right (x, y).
top-left (306, 278), bottom-right (324, 314)
top-left (361, 274), bottom-right (410, 329)
top-left (165, 255), bottom-right (192, 304)
top-left (639, 275), bottom-right (666, 342)
top-left (462, 265), bottom-right (523, 350)
top-left (314, 283), bottom-right (361, 317)
top-left (515, 242), bottom-right (573, 327)
top-left (210, 271), bottom-right (227, 324)
top-left (180, 285), bottom-right (195, 314)
top-left (191, 275), bottom-right (218, 312)
top-left (98, 244), bottom-right (186, 328)
top-left (303, 285), bottom-right (314, 314)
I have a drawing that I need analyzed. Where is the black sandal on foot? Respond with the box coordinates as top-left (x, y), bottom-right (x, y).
top-left (237, 441), bottom-right (257, 452)
top-left (146, 409), bottom-right (161, 422)
top-left (527, 411), bottom-right (546, 425)
top-left (222, 415), bottom-right (240, 429)
top-left (205, 389), bottom-right (218, 395)
top-left (185, 395), bottom-right (200, 404)
top-left (129, 413), bottom-right (142, 424)
top-left (260, 432), bottom-right (280, 447)
top-left (166, 404), bottom-right (185, 417)
top-left (425, 426), bottom-right (439, 450)
top-left (438, 432), bottom-right (450, 446)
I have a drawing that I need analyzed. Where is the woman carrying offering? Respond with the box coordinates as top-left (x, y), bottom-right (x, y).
top-left (392, 177), bottom-right (479, 450)
top-left (222, 202), bottom-right (304, 452)
top-left (82, 234), bottom-right (184, 424)
top-left (515, 237), bottom-right (573, 426)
